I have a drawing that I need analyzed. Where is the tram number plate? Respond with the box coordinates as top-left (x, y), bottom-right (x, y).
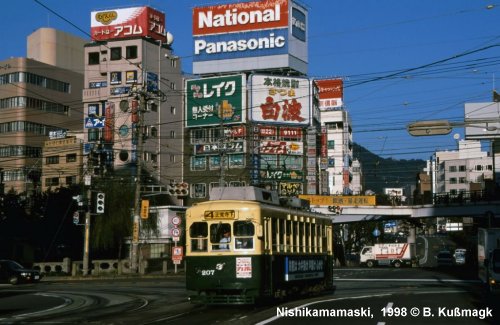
top-left (201, 270), bottom-right (215, 276)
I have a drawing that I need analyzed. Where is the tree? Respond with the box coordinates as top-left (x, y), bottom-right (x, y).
top-left (90, 178), bottom-right (135, 258)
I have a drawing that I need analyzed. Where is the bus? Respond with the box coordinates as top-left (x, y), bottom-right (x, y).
top-left (185, 186), bottom-right (334, 304)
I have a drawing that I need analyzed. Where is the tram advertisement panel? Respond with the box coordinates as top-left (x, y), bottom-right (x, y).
top-left (284, 256), bottom-right (324, 281)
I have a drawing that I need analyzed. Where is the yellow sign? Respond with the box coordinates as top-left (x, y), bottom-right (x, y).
top-left (299, 195), bottom-right (376, 206)
top-left (140, 199), bottom-right (149, 219)
top-left (132, 221), bottom-right (139, 242)
top-left (204, 210), bottom-right (235, 219)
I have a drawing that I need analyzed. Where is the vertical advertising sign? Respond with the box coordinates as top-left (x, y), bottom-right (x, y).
top-left (315, 79), bottom-right (343, 110)
top-left (185, 75), bottom-right (246, 127)
top-left (104, 102), bottom-right (115, 143)
top-left (91, 7), bottom-right (167, 42)
top-left (250, 74), bottom-right (310, 125)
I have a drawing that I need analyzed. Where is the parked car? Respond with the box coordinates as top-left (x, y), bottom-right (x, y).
top-left (0, 260), bottom-right (41, 285)
top-left (436, 251), bottom-right (454, 267)
top-left (453, 248), bottom-right (467, 265)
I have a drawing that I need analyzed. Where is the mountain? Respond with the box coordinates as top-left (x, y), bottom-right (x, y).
top-left (352, 143), bottom-right (426, 195)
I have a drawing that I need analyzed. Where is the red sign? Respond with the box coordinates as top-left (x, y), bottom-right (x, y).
top-left (258, 125), bottom-right (277, 137)
top-left (172, 246), bottom-right (183, 261)
top-left (279, 127), bottom-right (302, 139)
top-left (193, 0), bottom-right (289, 36)
top-left (230, 125), bottom-right (246, 138)
top-left (315, 79), bottom-right (343, 109)
top-left (104, 102), bottom-right (115, 143)
top-left (91, 7), bottom-right (166, 42)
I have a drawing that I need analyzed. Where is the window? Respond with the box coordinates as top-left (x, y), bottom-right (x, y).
top-left (66, 176), bottom-right (76, 185)
top-left (459, 177), bottom-right (466, 184)
top-left (191, 156), bottom-right (206, 171)
top-left (449, 178), bottom-right (457, 184)
top-left (170, 130), bottom-right (175, 139)
top-left (228, 154), bottom-right (245, 168)
top-left (449, 166), bottom-right (457, 172)
top-left (88, 129), bottom-right (99, 142)
top-left (150, 126), bottom-right (158, 138)
top-left (229, 181), bottom-right (246, 187)
top-left (46, 155), bottom-right (59, 164)
top-left (190, 222), bottom-right (208, 252)
top-left (171, 106), bottom-right (176, 115)
top-left (475, 165), bottom-right (483, 171)
top-left (459, 165), bottom-right (466, 172)
top-left (191, 129), bottom-right (207, 144)
top-left (110, 47), bottom-right (122, 60)
top-left (66, 153), bottom-right (77, 163)
top-left (210, 223), bottom-right (231, 250)
top-left (88, 52), bottom-right (100, 65)
top-left (191, 183), bottom-right (206, 198)
top-left (209, 155), bottom-right (222, 170)
top-left (327, 140), bottom-right (335, 149)
top-left (110, 72), bottom-right (122, 85)
top-left (234, 221), bottom-right (254, 250)
top-left (45, 177), bottom-right (59, 187)
top-left (125, 45), bottom-right (137, 59)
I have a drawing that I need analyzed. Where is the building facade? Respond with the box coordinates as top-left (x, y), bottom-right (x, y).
top-left (82, 7), bottom-right (184, 199)
top-left (0, 46), bottom-right (84, 194)
top-left (183, 0), bottom-right (359, 205)
top-left (433, 140), bottom-right (493, 195)
top-left (41, 136), bottom-right (83, 191)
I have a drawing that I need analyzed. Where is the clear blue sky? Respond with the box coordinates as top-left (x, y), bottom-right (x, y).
top-left (2, 0), bottom-right (499, 161)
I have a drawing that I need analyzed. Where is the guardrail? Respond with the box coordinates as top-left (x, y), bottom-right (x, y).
top-left (33, 258), bottom-right (183, 276)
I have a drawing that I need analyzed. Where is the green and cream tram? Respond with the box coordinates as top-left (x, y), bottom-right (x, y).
top-left (186, 187), bottom-right (334, 304)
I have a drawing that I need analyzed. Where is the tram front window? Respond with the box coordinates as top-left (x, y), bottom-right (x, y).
top-left (234, 221), bottom-right (254, 250)
top-left (211, 223), bottom-right (232, 250)
top-left (190, 222), bottom-right (208, 252)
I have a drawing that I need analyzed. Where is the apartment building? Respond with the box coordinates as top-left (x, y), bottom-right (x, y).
top-left (0, 28), bottom-right (85, 194)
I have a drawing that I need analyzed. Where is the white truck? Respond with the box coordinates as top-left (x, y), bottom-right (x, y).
top-left (477, 227), bottom-right (500, 293)
top-left (360, 243), bottom-right (415, 268)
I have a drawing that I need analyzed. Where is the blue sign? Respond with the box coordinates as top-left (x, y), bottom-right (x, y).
top-left (291, 7), bottom-right (306, 42)
top-left (85, 117), bottom-right (105, 129)
top-left (372, 228), bottom-right (381, 237)
top-left (146, 72), bottom-right (158, 92)
top-left (193, 28), bottom-right (288, 62)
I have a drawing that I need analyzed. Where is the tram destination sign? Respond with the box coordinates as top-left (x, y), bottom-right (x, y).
top-left (204, 210), bottom-right (235, 219)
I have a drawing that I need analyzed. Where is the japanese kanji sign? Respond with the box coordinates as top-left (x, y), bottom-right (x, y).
top-left (185, 74), bottom-right (246, 127)
top-left (250, 74), bottom-right (310, 125)
top-left (91, 7), bottom-right (167, 42)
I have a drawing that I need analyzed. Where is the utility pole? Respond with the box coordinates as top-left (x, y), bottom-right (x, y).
top-left (82, 150), bottom-right (94, 276)
top-left (130, 90), bottom-right (146, 273)
top-left (219, 114), bottom-right (225, 188)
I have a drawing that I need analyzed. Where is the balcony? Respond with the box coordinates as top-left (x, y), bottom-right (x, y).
top-left (83, 87), bottom-right (108, 101)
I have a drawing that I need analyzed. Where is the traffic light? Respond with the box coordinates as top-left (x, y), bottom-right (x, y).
top-left (167, 183), bottom-right (189, 196)
top-left (95, 192), bottom-right (105, 214)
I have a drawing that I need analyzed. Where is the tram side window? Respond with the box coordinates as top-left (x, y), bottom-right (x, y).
top-left (210, 223), bottom-right (231, 250)
top-left (190, 222), bottom-right (208, 252)
top-left (234, 221), bottom-right (254, 250)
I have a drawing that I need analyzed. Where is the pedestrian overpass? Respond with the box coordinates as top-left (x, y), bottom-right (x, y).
top-left (312, 201), bottom-right (500, 224)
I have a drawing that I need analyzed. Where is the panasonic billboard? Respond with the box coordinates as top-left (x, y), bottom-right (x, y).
top-left (192, 0), bottom-right (308, 75)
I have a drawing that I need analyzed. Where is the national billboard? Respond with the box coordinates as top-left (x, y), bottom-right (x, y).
top-left (192, 0), bottom-right (308, 75)
top-left (315, 79), bottom-right (343, 110)
top-left (91, 6), bottom-right (166, 42)
top-left (193, 0), bottom-right (289, 36)
top-left (185, 75), bottom-right (246, 127)
top-left (250, 74), bottom-right (310, 125)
